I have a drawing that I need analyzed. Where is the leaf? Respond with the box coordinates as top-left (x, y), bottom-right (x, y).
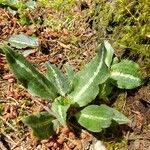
top-left (8, 34), bottom-right (39, 49)
top-left (68, 41), bottom-right (109, 107)
top-left (76, 105), bottom-right (113, 132)
top-left (111, 108), bottom-right (130, 124)
top-left (112, 57), bottom-right (119, 65)
top-left (51, 97), bottom-right (71, 125)
top-left (19, 13), bottom-right (30, 25)
top-left (23, 112), bottom-right (55, 139)
top-left (64, 63), bottom-right (75, 92)
top-left (7, 7), bottom-right (17, 16)
top-left (26, 0), bottom-right (36, 10)
top-left (64, 63), bottom-right (75, 82)
top-left (110, 59), bottom-right (143, 89)
top-left (0, 44), bottom-right (58, 100)
top-left (103, 40), bottom-right (114, 67)
top-left (99, 79), bottom-right (113, 100)
top-left (0, 0), bottom-right (18, 7)
top-left (76, 104), bottom-right (130, 132)
top-left (45, 62), bottom-right (69, 96)
top-left (0, 0), bottom-right (26, 9)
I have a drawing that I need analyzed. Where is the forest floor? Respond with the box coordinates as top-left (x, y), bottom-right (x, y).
top-left (0, 2), bottom-right (150, 150)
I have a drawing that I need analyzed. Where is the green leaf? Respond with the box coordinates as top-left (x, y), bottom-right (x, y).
top-left (111, 108), bottom-right (130, 124)
top-left (0, 0), bottom-right (18, 7)
top-left (103, 40), bottom-right (114, 67)
top-left (23, 112), bottom-right (55, 139)
top-left (68, 42), bottom-right (109, 107)
top-left (19, 13), bottom-right (30, 25)
top-left (99, 79), bottom-right (113, 100)
top-left (110, 59), bottom-right (143, 89)
top-left (76, 104), bottom-right (130, 132)
top-left (8, 34), bottom-right (39, 49)
top-left (26, 0), bottom-right (36, 10)
top-left (0, 0), bottom-right (26, 9)
top-left (45, 62), bottom-right (69, 96)
top-left (51, 97), bottom-right (71, 125)
top-left (7, 7), bottom-right (17, 16)
top-left (64, 63), bottom-right (75, 92)
top-left (0, 44), bottom-right (58, 100)
top-left (64, 63), bottom-right (75, 82)
top-left (76, 105), bottom-right (113, 132)
top-left (112, 57), bottom-right (119, 65)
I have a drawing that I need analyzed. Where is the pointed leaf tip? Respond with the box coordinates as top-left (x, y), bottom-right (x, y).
top-left (76, 105), bottom-right (130, 132)
top-left (110, 107), bottom-right (130, 124)
top-left (68, 42), bottom-right (109, 107)
top-left (2, 45), bottom-right (58, 100)
top-left (46, 62), bottom-right (69, 96)
top-left (104, 40), bottom-right (114, 67)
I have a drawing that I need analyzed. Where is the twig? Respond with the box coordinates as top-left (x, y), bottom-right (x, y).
top-left (0, 141), bottom-right (7, 150)
top-left (0, 116), bottom-right (17, 132)
top-left (121, 92), bottom-right (127, 112)
top-left (11, 141), bottom-right (20, 150)
top-left (2, 133), bottom-right (16, 144)
top-left (31, 97), bottom-right (56, 117)
top-left (7, 97), bottom-right (19, 105)
top-left (0, 100), bottom-right (7, 103)
top-left (128, 136), bottom-right (150, 141)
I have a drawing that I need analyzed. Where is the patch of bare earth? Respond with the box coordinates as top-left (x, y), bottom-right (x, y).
top-left (127, 84), bottom-right (150, 150)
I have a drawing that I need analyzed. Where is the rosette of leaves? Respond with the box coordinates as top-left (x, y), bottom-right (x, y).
top-left (0, 40), bottom-right (143, 139)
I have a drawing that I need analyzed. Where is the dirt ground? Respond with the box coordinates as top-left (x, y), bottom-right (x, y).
top-left (0, 4), bottom-right (150, 150)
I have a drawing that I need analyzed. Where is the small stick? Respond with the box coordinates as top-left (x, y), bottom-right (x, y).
top-left (31, 97), bottom-right (56, 117)
top-left (0, 116), bottom-right (17, 132)
top-left (0, 141), bottom-right (7, 150)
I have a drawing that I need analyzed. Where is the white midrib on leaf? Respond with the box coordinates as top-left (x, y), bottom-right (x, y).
top-left (15, 59), bottom-right (54, 96)
top-left (48, 65), bottom-right (65, 96)
top-left (111, 71), bottom-right (140, 81)
top-left (58, 106), bottom-right (64, 124)
top-left (81, 113), bottom-right (109, 121)
top-left (73, 50), bottom-right (104, 102)
top-left (10, 36), bottom-right (38, 47)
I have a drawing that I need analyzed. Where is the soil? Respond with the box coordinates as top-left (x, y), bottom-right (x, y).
top-left (127, 85), bottom-right (150, 150)
top-left (0, 3), bottom-right (150, 150)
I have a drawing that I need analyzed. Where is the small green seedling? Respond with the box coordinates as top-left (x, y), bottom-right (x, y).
top-left (0, 41), bottom-right (143, 139)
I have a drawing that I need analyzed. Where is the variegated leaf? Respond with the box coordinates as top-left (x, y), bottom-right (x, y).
top-left (111, 108), bottom-right (130, 124)
top-left (8, 34), bottom-right (39, 49)
top-left (0, 44), bottom-right (57, 100)
top-left (68, 42), bottom-right (110, 107)
top-left (110, 59), bottom-right (143, 89)
top-left (64, 63), bottom-right (75, 82)
top-left (99, 79), bottom-right (113, 100)
top-left (45, 62), bottom-right (69, 96)
top-left (51, 97), bottom-right (71, 125)
top-left (23, 112), bottom-right (55, 139)
top-left (76, 105), bottom-right (113, 132)
top-left (64, 63), bottom-right (75, 92)
top-left (76, 104), bottom-right (130, 132)
top-left (103, 40), bottom-right (114, 67)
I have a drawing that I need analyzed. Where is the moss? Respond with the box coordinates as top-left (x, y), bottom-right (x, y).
top-left (37, 0), bottom-right (76, 12)
top-left (37, 0), bottom-right (50, 7)
top-left (113, 93), bottom-right (127, 111)
top-left (90, 0), bottom-right (150, 74)
top-left (106, 139), bottom-right (128, 150)
top-left (0, 104), bottom-right (4, 115)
